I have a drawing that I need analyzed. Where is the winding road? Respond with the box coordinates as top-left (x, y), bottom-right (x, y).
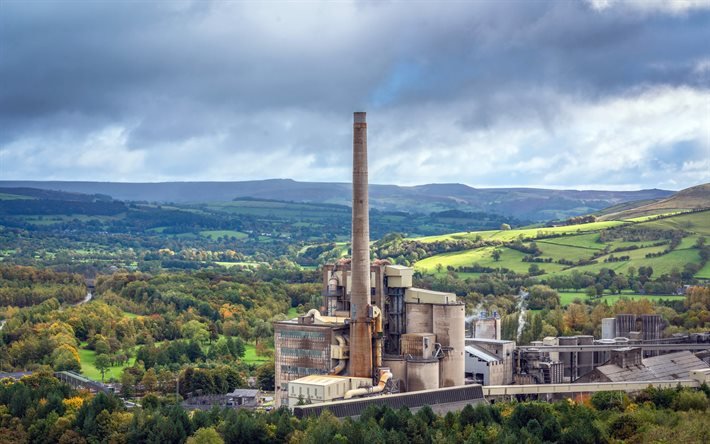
top-left (75, 292), bottom-right (93, 306)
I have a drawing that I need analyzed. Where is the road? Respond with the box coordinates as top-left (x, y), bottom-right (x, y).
top-left (76, 292), bottom-right (93, 305)
top-left (0, 292), bottom-right (91, 331)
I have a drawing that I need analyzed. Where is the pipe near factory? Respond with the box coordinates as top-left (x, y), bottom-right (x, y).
top-left (349, 111), bottom-right (373, 378)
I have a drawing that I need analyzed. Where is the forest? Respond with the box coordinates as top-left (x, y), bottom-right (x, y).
top-left (1, 369), bottom-right (709, 443)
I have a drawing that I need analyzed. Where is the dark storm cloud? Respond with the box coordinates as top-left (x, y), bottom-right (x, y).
top-left (0, 0), bottom-right (708, 188)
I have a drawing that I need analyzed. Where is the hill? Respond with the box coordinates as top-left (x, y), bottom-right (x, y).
top-left (597, 183), bottom-right (709, 221)
top-left (404, 210), bottom-right (709, 282)
top-left (0, 180), bottom-right (674, 221)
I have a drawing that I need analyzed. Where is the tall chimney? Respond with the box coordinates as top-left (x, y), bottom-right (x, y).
top-left (349, 111), bottom-right (373, 378)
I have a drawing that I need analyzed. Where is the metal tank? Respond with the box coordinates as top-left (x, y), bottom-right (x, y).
top-left (406, 357), bottom-right (440, 392)
top-left (434, 304), bottom-right (465, 387)
top-left (557, 336), bottom-right (578, 381)
top-left (576, 335), bottom-right (594, 377)
top-left (641, 314), bottom-right (662, 357)
top-left (615, 314), bottom-right (636, 339)
top-left (601, 318), bottom-right (616, 340)
top-left (641, 314), bottom-right (662, 341)
top-left (406, 303), bottom-right (433, 333)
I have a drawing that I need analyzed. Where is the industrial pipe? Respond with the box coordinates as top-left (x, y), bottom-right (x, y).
top-left (372, 306), bottom-right (383, 368)
top-left (305, 309), bottom-right (326, 323)
top-left (330, 335), bottom-right (348, 375)
top-left (344, 369), bottom-right (392, 399)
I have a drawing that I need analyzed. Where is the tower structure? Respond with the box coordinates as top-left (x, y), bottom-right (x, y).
top-left (349, 112), bottom-right (373, 378)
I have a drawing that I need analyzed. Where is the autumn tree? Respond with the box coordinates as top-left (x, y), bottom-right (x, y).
top-left (95, 354), bottom-right (111, 382)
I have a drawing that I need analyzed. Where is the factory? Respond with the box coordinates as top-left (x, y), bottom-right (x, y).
top-left (273, 112), bottom-right (710, 415)
top-left (273, 113), bottom-right (467, 408)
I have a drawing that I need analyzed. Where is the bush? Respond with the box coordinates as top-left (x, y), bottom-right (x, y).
top-left (591, 391), bottom-right (628, 411)
top-left (609, 414), bottom-right (640, 440)
top-left (673, 390), bottom-right (709, 411)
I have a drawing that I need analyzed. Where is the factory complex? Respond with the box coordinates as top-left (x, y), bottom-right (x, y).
top-left (273, 112), bottom-right (710, 417)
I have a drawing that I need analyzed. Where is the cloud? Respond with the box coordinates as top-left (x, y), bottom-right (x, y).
top-left (0, 0), bottom-right (708, 190)
top-left (587, 0), bottom-right (710, 14)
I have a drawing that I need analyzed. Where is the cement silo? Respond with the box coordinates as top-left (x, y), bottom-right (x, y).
top-left (601, 318), bottom-right (616, 340)
top-left (641, 314), bottom-right (662, 357)
top-left (382, 355), bottom-right (407, 392)
top-left (576, 335), bottom-right (594, 377)
top-left (434, 304), bottom-right (465, 387)
top-left (406, 303), bottom-right (433, 334)
top-left (406, 358), bottom-right (440, 391)
top-left (558, 336), bottom-right (578, 381)
top-left (615, 314), bottom-right (636, 339)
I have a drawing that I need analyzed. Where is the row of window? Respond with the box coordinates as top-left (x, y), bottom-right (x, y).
top-left (280, 365), bottom-right (326, 376)
top-left (281, 347), bottom-right (325, 358)
top-left (278, 330), bottom-right (327, 340)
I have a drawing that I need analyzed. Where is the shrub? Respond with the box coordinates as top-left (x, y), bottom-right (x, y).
top-left (673, 390), bottom-right (709, 411)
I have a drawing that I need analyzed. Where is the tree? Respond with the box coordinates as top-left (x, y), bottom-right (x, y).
top-left (95, 354), bottom-right (111, 382)
top-left (564, 303), bottom-right (589, 333)
top-left (500, 223), bottom-right (511, 231)
top-left (181, 321), bottom-right (209, 343)
top-left (94, 339), bottom-right (110, 356)
top-left (187, 427), bottom-right (224, 444)
top-left (252, 319), bottom-right (272, 348)
top-left (528, 285), bottom-right (560, 310)
top-left (491, 249), bottom-right (502, 262)
top-left (141, 368), bottom-right (158, 393)
top-left (255, 361), bottom-right (275, 391)
top-left (120, 371), bottom-right (135, 398)
top-left (52, 345), bottom-right (81, 371)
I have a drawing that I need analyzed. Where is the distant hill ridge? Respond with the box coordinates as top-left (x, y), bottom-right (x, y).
top-left (0, 179), bottom-right (678, 221)
top-left (597, 183), bottom-right (710, 220)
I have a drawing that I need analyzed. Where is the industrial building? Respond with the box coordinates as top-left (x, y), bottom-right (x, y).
top-left (577, 349), bottom-right (710, 383)
top-left (469, 311), bottom-right (501, 340)
top-left (273, 113), bottom-right (467, 408)
top-left (272, 112), bottom-right (710, 412)
top-left (465, 345), bottom-right (507, 385)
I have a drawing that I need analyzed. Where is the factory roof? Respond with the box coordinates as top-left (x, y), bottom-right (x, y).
top-left (287, 374), bottom-right (350, 386)
top-left (465, 338), bottom-right (515, 345)
top-left (227, 389), bottom-right (260, 398)
top-left (385, 264), bottom-right (411, 270)
top-left (465, 345), bottom-right (501, 363)
top-left (595, 351), bottom-right (709, 382)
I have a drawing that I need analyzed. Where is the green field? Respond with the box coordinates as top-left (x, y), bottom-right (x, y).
top-left (414, 211), bottom-right (709, 279)
top-left (415, 220), bottom-right (626, 243)
top-left (215, 261), bottom-right (265, 268)
top-left (557, 291), bottom-right (686, 306)
top-left (78, 337), bottom-right (271, 381)
top-left (696, 261), bottom-right (710, 279)
top-left (200, 230), bottom-right (248, 240)
top-left (242, 343), bottom-right (271, 364)
top-left (79, 347), bottom-right (136, 381)
top-left (595, 294), bottom-right (686, 305)
top-left (0, 192), bottom-right (34, 200)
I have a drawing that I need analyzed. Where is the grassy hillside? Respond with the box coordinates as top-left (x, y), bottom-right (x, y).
top-left (414, 210), bottom-right (709, 279)
top-left (598, 183), bottom-right (709, 221)
top-left (414, 220), bottom-right (625, 243)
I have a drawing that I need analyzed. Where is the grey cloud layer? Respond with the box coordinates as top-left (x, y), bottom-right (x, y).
top-left (1, 0), bottom-right (708, 189)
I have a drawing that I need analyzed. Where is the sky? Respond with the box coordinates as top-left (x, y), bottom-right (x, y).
top-left (1, 0), bottom-right (709, 190)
